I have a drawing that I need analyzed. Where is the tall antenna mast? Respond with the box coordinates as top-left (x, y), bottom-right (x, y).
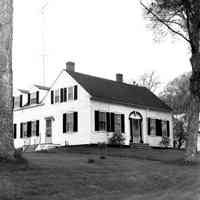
top-left (41, 1), bottom-right (48, 86)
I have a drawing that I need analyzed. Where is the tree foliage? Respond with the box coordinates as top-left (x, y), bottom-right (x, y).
top-left (140, 0), bottom-right (200, 161)
top-left (137, 71), bottom-right (161, 92)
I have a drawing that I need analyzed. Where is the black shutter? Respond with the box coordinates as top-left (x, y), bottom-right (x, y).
top-left (27, 93), bottom-right (30, 105)
top-left (36, 91), bottom-right (39, 104)
top-left (12, 97), bottom-right (15, 109)
top-left (60, 88), bottom-right (64, 103)
top-left (156, 119), bottom-right (162, 136)
top-left (147, 118), bottom-right (151, 135)
top-left (51, 90), bottom-right (54, 104)
top-left (64, 88), bottom-right (67, 102)
top-left (121, 114), bottom-right (125, 133)
top-left (74, 85), bottom-right (78, 100)
top-left (63, 113), bottom-right (67, 133)
top-left (14, 124), bottom-right (17, 139)
top-left (20, 123), bottom-right (23, 138)
top-left (36, 120), bottom-right (40, 136)
top-left (20, 95), bottom-right (23, 107)
top-left (27, 121), bottom-right (32, 137)
top-left (106, 112), bottom-right (111, 132)
top-left (111, 113), bottom-right (115, 132)
top-left (167, 121), bottom-right (170, 137)
top-left (73, 112), bottom-right (78, 132)
top-left (95, 111), bottom-right (99, 131)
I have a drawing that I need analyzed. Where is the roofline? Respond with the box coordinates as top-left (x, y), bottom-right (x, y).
top-left (91, 97), bottom-right (172, 113)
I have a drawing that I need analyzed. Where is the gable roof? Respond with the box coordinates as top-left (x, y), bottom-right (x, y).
top-left (67, 70), bottom-right (172, 112)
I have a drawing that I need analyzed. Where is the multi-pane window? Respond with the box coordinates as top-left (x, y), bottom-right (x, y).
top-left (31, 121), bottom-right (37, 136)
top-left (149, 119), bottom-right (156, 136)
top-left (22, 123), bottom-right (28, 138)
top-left (14, 96), bottom-right (21, 108)
top-left (99, 112), bottom-right (107, 131)
top-left (95, 111), bottom-right (125, 133)
top-left (30, 92), bottom-right (37, 104)
top-left (114, 114), bottom-right (122, 133)
top-left (55, 89), bottom-right (60, 103)
top-left (63, 112), bottom-right (78, 133)
top-left (148, 118), bottom-right (169, 137)
top-left (66, 113), bottom-right (74, 132)
top-left (51, 85), bottom-right (77, 104)
top-left (68, 87), bottom-right (74, 100)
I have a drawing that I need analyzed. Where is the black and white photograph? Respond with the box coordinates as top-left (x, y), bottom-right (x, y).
top-left (0, 0), bottom-right (200, 199)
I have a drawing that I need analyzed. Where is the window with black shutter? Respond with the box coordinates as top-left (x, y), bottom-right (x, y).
top-left (20, 95), bottom-right (23, 107)
top-left (121, 114), bottom-right (125, 133)
top-left (36, 91), bottom-right (39, 104)
top-left (63, 113), bottom-right (67, 133)
top-left (111, 113), bottom-right (115, 132)
top-left (95, 111), bottom-right (99, 131)
top-left (106, 112), bottom-right (111, 132)
top-left (147, 118), bottom-right (151, 135)
top-left (63, 88), bottom-right (67, 102)
top-left (27, 93), bottom-right (30, 105)
top-left (73, 112), bottom-right (78, 132)
top-left (20, 123), bottom-right (23, 138)
top-left (36, 120), bottom-right (40, 136)
top-left (51, 90), bottom-right (54, 104)
top-left (27, 121), bottom-right (32, 137)
top-left (167, 121), bottom-right (170, 137)
top-left (74, 85), bottom-right (78, 100)
top-left (156, 119), bottom-right (162, 136)
top-left (13, 124), bottom-right (17, 139)
top-left (60, 88), bottom-right (64, 103)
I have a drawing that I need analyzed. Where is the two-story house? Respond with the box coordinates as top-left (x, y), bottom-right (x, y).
top-left (13, 62), bottom-right (173, 150)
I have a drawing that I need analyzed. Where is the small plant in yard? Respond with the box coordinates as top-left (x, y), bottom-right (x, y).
top-left (160, 136), bottom-right (170, 148)
top-left (109, 131), bottom-right (125, 146)
top-left (88, 158), bottom-right (95, 163)
top-left (98, 142), bottom-right (107, 159)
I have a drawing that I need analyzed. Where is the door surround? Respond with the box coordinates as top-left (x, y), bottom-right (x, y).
top-left (129, 111), bottom-right (143, 144)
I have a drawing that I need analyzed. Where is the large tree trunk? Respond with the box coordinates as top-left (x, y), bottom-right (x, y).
top-left (0, 0), bottom-right (14, 159)
top-left (185, 53), bottom-right (200, 162)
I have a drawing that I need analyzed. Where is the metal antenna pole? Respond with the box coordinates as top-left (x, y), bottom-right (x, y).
top-left (41, 1), bottom-right (48, 86)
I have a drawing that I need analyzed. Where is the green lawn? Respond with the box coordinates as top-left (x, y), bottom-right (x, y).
top-left (1, 149), bottom-right (200, 200)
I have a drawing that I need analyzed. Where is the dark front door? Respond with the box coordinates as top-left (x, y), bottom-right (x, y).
top-left (130, 119), bottom-right (142, 144)
top-left (45, 118), bottom-right (52, 143)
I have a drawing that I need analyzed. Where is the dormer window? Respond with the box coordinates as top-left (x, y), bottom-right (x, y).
top-left (55, 89), bottom-right (60, 103)
top-left (30, 91), bottom-right (39, 105)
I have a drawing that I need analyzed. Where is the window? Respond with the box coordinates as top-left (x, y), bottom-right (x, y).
top-left (31, 121), bottom-right (37, 136)
top-left (68, 87), bottom-right (74, 100)
top-left (148, 118), bottom-right (170, 137)
top-left (149, 119), bottom-right (156, 136)
top-left (95, 111), bottom-right (125, 133)
top-left (114, 114), bottom-right (122, 133)
top-left (63, 112), bottom-right (78, 133)
top-left (162, 121), bottom-right (168, 137)
top-left (46, 119), bottom-right (52, 137)
top-left (30, 92), bottom-right (37, 104)
top-left (22, 123), bottom-right (28, 138)
top-left (55, 89), bottom-right (60, 103)
top-left (99, 112), bottom-right (107, 131)
top-left (14, 95), bottom-right (22, 108)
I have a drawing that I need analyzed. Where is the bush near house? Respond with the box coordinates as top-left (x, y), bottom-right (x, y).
top-left (108, 131), bottom-right (125, 146)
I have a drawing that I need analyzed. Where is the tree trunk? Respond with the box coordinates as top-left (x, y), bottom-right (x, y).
top-left (0, 0), bottom-right (14, 159)
top-left (185, 53), bottom-right (200, 162)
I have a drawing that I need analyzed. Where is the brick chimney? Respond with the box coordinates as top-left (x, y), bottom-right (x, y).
top-left (116, 73), bottom-right (123, 82)
top-left (66, 61), bottom-right (75, 72)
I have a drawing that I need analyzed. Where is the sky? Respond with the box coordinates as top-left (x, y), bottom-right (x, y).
top-left (13, 0), bottom-right (191, 93)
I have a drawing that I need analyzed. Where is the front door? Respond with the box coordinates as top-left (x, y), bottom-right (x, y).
top-left (45, 118), bottom-right (52, 143)
top-left (130, 119), bottom-right (141, 143)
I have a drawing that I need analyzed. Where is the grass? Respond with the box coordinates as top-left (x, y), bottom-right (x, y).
top-left (0, 148), bottom-right (200, 199)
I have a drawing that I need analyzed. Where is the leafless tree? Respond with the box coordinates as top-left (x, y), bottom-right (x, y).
top-left (0, 0), bottom-right (15, 160)
top-left (138, 71), bottom-right (161, 93)
top-left (140, 0), bottom-right (200, 162)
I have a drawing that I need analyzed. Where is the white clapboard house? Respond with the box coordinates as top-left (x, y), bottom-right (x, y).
top-left (13, 62), bottom-right (173, 150)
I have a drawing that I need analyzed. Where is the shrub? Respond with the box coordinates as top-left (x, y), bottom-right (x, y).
top-left (109, 132), bottom-right (125, 146)
top-left (88, 158), bottom-right (95, 163)
top-left (160, 136), bottom-right (170, 147)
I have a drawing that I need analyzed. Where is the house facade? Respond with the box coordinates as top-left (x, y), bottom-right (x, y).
top-left (13, 62), bottom-right (173, 149)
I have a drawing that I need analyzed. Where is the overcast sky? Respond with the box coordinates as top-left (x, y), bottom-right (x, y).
top-left (13, 0), bottom-right (191, 93)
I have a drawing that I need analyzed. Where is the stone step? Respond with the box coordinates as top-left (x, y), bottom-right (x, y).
top-left (130, 143), bottom-right (151, 150)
